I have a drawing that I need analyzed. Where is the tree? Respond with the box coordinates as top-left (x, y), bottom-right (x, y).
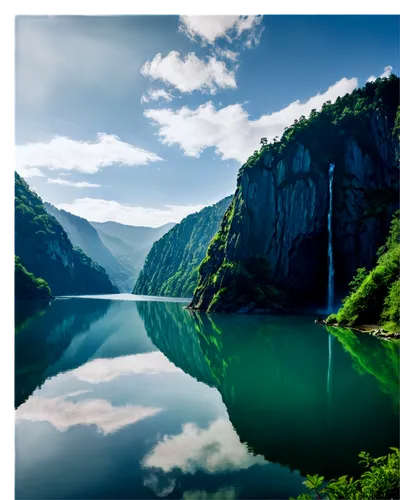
top-left (260, 137), bottom-right (268, 147)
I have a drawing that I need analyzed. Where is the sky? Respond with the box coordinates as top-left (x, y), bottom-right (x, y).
top-left (15, 15), bottom-right (399, 227)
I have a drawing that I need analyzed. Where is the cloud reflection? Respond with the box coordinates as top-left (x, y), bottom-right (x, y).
top-left (16, 391), bottom-right (162, 435)
top-left (142, 418), bottom-right (266, 474)
top-left (73, 352), bottom-right (183, 384)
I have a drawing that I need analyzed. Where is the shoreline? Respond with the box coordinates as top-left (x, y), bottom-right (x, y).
top-left (315, 319), bottom-right (400, 340)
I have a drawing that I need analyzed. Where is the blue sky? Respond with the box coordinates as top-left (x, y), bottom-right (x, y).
top-left (15, 15), bottom-right (399, 226)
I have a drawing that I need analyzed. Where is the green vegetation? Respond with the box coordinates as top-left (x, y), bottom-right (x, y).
top-left (134, 196), bottom-right (232, 297)
top-left (327, 211), bottom-right (400, 333)
top-left (292, 448), bottom-right (400, 500)
top-left (326, 325), bottom-right (399, 408)
top-left (15, 173), bottom-right (117, 296)
top-left (191, 75), bottom-right (399, 312)
top-left (44, 203), bottom-right (135, 292)
top-left (15, 256), bottom-right (52, 301)
top-left (244, 74), bottom-right (399, 174)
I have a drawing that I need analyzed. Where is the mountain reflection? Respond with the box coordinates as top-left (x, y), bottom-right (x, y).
top-left (137, 301), bottom-right (399, 479)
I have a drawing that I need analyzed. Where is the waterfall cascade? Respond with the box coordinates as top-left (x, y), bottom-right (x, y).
top-left (327, 164), bottom-right (335, 312)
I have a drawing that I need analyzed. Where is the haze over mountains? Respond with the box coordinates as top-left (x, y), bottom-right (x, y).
top-left (45, 204), bottom-right (174, 292)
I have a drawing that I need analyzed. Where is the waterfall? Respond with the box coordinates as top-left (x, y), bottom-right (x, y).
top-left (327, 163), bottom-right (335, 312)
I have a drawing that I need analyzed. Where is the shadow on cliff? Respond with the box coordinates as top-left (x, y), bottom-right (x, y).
top-left (137, 302), bottom-right (399, 480)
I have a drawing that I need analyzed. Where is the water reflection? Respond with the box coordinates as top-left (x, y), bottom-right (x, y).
top-left (15, 297), bottom-right (399, 499)
top-left (142, 418), bottom-right (265, 474)
top-left (16, 389), bottom-right (162, 434)
top-left (138, 301), bottom-right (399, 479)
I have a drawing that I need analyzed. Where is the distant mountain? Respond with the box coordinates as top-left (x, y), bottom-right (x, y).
top-left (91, 220), bottom-right (175, 291)
top-left (15, 173), bottom-right (118, 296)
top-left (133, 196), bottom-right (233, 298)
top-left (44, 203), bottom-right (132, 292)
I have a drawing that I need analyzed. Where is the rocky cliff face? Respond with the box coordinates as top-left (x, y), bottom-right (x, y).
top-left (190, 76), bottom-right (399, 312)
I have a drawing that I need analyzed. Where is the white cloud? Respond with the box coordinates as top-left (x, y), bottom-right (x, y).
top-left (73, 352), bottom-right (182, 384)
top-left (179, 16), bottom-right (263, 47)
top-left (145, 76), bottom-right (358, 163)
top-left (366, 65), bottom-right (393, 83)
top-left (16, 391), bottom-right (162, 435)
top-left (141, 51), bottom-right (236, 94)
top-left (141, 88), bottom-right (175, 104)
top-left (16, 133), bottom-right (162, 178)
top-left (56, 198), bottom-right (205, 227)
top-left (214, 48), bottom-right (239, 61)
top-left (47, 178), bottom-right (101, 188)
top-left (142, 418), bottom-right (266, 474)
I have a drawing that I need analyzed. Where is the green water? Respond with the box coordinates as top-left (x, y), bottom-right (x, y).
top-left (15, 296), bottom-right (399, 499)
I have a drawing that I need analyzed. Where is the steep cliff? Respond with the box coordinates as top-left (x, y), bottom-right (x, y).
top-left (91, 221), bottom-right (175, 290)
top-left (15, 173), bottom-right (118, 296)
top-left (44, 203), bottom-right (132, 292)
top-left (190, 76), bottom-right (399, 313)
top-left (133, 196), bottom-right (232, 297)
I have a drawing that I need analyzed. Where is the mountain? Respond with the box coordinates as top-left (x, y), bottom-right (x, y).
top-left (133, 197), bottom-right (233, 298)
top-left (44, 203), bottom-right (132, 292)
top-left (91, 220), bottom-right (175, 291)
top-left (190, 75), bottom-right (400, 313)
top-left (15, 173), bottom-right (118, 296)
top-left (15, 256), bottom-right (52, 301)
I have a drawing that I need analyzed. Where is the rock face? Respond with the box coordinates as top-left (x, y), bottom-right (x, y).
top-left (15, 173), bottom-right (118, 296)
top-left (133, 197), bottom-right (232, 298)
top-left (190, 76), bottom-right (399, 312)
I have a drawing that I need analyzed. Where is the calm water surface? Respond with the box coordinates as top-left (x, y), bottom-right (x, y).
top-left (15, 296), bottom-right (399, 499)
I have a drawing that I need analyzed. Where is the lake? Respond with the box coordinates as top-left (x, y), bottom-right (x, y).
top-left (15, 295), bottom-right (399, 499)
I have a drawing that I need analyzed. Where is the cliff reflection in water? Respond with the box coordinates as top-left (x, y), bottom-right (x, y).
top-left (137, 301), bottom-right (399, 480)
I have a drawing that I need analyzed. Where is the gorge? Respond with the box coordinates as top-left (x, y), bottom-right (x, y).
top-left (189, 76), bottom-right (399, 315)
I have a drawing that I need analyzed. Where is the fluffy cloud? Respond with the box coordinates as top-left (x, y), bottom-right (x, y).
top-left (141, 88), bottom-right (175, 104)
top-left (141, 51), bottom-right (236, 94)
top-left (16, 391), bottom-right (162, 435)
top-left (73, 352), bottom-right (183, 384)
top-left (47, 178), bottom-right (101, 188)
top-left (16, 133), bottom-right (162, 178)
top-left (179, 16), bottom-right (263, 47)
top-left (145, 76), bottom-right (358, 163)
top-left (56, 198), bottom-right (205, 227)
top-left (367, 65), bottom-right (393, 83)
top-left (142, 418), bottom-right (266, 474)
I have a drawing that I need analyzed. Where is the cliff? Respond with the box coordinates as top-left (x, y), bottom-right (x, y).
top-left (44, 203), bottom-right (132, 292)
top-left (15, 173), bottom-right (118, 296)
top-left (133, 196), bottom-right (232, 297)
top-left (91, 221), bottom-right (175, 291)
top-left (190, 76), bottom-right (399, 313)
